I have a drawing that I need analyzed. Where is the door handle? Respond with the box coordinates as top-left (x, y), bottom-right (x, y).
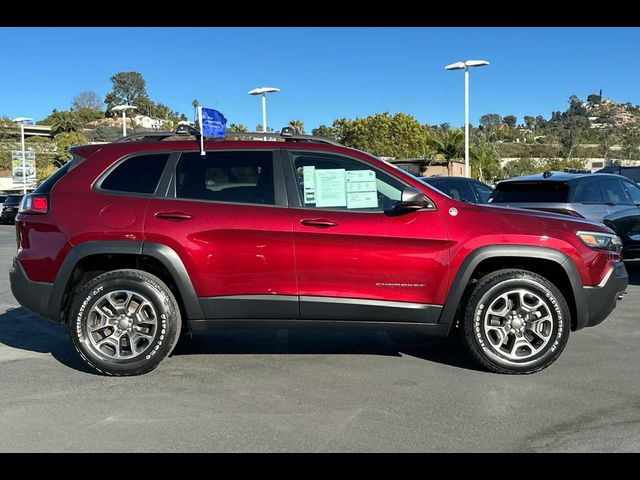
top-left (155, 211), bottom-right (194, 221)
top-left (300, 218), bottom-right (338, 228)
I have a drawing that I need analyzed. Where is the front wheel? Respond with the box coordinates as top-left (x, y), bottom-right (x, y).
top-left (69, 269), bottom-right (182, 376)
top-left (461, 269), bottom-right (571, 374)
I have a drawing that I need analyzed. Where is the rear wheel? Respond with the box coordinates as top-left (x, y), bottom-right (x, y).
top-left (69, 269), bottom-right (181, 376)
top-left (461, 269), bottom-right (570, 374)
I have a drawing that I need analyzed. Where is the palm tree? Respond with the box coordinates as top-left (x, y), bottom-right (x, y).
top-left (429, 129), bottom-right (464, 161)
top-left (51, 111), bottom-right (81, 135)
top-left (288, 120), bottom-right (305, 134)
top-left (228, 124), bottom-right (248, 133)
top-left (192, 99), bottom-right (199, 121)
top-left (470, 145), bottom-right (499, 183)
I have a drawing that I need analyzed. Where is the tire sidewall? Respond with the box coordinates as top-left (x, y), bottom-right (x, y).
top-left (70, 271), bottom-right (180, 375)
top-left (468, 275), bottom-right (569, 373)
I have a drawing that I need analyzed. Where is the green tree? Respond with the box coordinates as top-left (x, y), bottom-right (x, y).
top-left (429, 129), bottom-right (464, 161)
top-left (50, 111), bottom-right (82, 134)
top-left (479, 113), bottom-right (501, 130)
top-left (331, 112), bottom-right (429, 158)
top-left (228, 124), bottom-right (248, 133)
top-left (72, 91), bottom-right (102, 111)
top-left (470, 145), bottom-right (501, 182)
top-left (503, 158), bottom-right (541, 178)
top-left (287, 120), bottom-right (305, 134)
top-left (0, 116), bottom-right (19, 140)
top-left (311, 125), bottom-right (336, 139)
top-left (502, 115), bottom-right (517, 129)
top-left (54, 131), bottom-right (88, 163)
top-left (104, 71), bottom-right (147, 112)
top-left (523, 116), bottom-right (537, 131)
top-left (622, 127), bottom-right (640, 160)
top-left (587, 93), bottom-right (601, 105)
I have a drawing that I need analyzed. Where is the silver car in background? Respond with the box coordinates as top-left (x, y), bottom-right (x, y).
top-left (488, 171), bottom-right (640, 258)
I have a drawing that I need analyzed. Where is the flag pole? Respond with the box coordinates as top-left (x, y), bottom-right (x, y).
top-left (198, 106), bottom-right (205, 156)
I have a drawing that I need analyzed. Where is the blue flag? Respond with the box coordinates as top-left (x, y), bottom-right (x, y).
top-left (200, 108), bottom-right (227, 138)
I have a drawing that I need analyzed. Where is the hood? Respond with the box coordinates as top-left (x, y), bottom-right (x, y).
top-left (469, 202), bottom-right (613, 234)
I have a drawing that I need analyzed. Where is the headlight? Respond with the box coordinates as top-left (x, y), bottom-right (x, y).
top-left (576, 231), bottom-right (622, 251)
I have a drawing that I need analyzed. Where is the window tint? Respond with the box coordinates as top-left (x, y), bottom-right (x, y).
top-left (447, 180), bottom-right (477, 203)
top-left (473, 182), bottom-right (493, 203)
top-left (623, 182), bottom-right (640, 205)
top-left (599, 179), bottom-right (631, 205)
top-left (176, 151), bottom-right (274, 205)
top-left (571, 179), bottom-right (603, 204)
top-left (101, 154), bottom-right (169, 194)
top-left (489, 182), bottom-right (570, 203)
top-left (291, 151), bottom-right (404, 211)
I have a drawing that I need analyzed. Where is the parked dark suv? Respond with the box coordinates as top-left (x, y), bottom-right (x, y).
top-left (9, 130), bottom-right (628, 376)
top-left (1, 195), bottom-right (23, 225)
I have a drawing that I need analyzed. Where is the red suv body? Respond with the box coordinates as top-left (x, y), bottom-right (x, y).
top-left (9, 133), bottom-right (628, 375)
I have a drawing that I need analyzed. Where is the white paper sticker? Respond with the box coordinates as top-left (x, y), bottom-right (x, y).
top-left (303, 166), bottom-right (316, 204)
top-left (315, 169), bottom-right (347, 207)
top-left (346, 170), bottom-right (378, 209)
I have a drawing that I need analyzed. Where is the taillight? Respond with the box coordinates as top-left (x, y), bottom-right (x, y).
top-left (19, 194), bottom-right (49, 214)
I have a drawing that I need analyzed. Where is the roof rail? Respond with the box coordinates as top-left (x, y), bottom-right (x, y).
top-left (114, 125), bottom-right (343, 146)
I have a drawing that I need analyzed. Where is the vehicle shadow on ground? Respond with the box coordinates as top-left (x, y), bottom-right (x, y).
top-left (0, 307), bottom-right (482, 373)
top-left (0, 307), bottom-right (95, 374)
top-left (623, 260), bottom-right (640, 286)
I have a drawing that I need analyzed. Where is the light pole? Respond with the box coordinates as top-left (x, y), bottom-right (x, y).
top-left (248, 87), bottom-right (280, 133)
top-left (111, 105), bottom-right (138, 138)
top-left (12, 117), bottom-right (33, 194)
top-left (445, 60), bottom-right (490, 178)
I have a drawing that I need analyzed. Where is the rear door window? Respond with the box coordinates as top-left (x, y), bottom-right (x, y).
top-left (571, 179), bottom-right (603, 204)
top-left (100, 153), bottom-right (169, 195)
top-left (489, 182), bottom-right (570, 203)
top-left (176, 151), bottom-right (275, 205)
top-left (599, 179), bottom-right (631, 205)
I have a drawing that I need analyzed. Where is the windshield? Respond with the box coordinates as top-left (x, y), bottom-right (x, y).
top-left (489, 181), bottom-right (570, 203)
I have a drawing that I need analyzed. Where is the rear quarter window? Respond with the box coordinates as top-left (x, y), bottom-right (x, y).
top-left (489, 181), bottom-right (570, 203)
top-left (100, 153), bottom-right (169, 195)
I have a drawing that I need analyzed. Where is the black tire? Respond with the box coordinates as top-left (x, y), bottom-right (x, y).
top-left (461, 269), bottom-right (570, 374)
top-left (69, 269), bottom-right (182, 376)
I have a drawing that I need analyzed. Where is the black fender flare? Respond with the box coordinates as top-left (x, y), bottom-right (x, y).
top-left (439, 245), bottom-right (587, 333)
top-left (48, 240), bottom-right (204, 323)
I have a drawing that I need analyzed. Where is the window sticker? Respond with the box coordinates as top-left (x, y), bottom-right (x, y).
top-left (314, 169), bottom-right (347, 207)
top-left (303, 166), bottom-right (316, 204)
top-left (346, 170), bottom-right (378, 209)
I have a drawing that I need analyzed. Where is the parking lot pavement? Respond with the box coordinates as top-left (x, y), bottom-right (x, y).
top-left (1, 223), bottom-right (639, 452)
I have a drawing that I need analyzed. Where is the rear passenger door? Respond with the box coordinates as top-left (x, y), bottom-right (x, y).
top-left (144, 149), bottom-right (298, 320)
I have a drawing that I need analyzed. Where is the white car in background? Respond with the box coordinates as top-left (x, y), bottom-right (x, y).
top-left (13, 166), bottom-right (35, 177)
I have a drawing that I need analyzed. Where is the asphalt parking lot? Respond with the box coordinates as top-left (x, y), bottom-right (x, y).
top-left (0, 224), bottom-right (639, 452)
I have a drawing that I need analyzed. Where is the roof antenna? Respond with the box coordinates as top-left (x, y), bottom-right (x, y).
top-left (543, 171), bottom-right (553, 178)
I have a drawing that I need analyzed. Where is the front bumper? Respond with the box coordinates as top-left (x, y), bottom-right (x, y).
top-left (9, 258), bottom-right (55, 321)
top-left (582, 261), bottom-right (628, 328)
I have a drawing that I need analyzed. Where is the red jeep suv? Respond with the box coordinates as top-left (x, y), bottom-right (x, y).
top-left (9, 129), bottom-right (628, 376)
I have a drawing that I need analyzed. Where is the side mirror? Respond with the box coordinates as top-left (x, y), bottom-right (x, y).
top-left (396, 187), bottom-right (427, 211)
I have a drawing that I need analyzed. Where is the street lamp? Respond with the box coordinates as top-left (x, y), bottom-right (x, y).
top-left (12, 117), bottom-right (33, 194)
top-left (445, 59), bottom-right (490, 178)
top-left (111, 105), bottom-right (138, 138)
top-left (248, 87), bottom-right (280, 133)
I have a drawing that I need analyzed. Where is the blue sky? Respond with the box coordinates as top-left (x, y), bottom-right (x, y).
top-left (1, 27), bottom-right (639, 130)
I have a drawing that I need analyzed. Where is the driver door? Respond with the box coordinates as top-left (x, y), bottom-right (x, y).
top-left (285, 150), bottom-right (450, 323)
